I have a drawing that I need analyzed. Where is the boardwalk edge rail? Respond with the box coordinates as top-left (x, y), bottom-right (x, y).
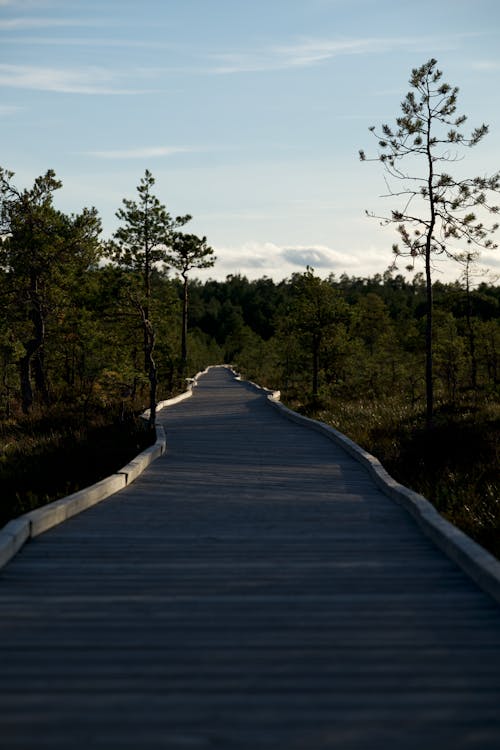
top-left (0, 368), bottom-right (210, 570)
top-left (256, 383), bottom-right (500, 605)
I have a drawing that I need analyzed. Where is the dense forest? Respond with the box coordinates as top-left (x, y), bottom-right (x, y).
top-left (0, 164), bottom-right (499, 555)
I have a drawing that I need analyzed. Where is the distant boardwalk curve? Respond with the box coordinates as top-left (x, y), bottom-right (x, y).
top-left (1, 366), bottom-right (500, 749)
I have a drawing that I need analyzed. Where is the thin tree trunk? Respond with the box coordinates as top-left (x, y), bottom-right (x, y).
top-left (464, 259), bottom-right (477, 389)
top-left (143, 295), bottom-right (150, 374)
top-left (144, 201), bottom-right (151, 374)
top-left (19, 284), bottom-right (47, 413)
top-left (424, 94), bottom-right (436, 430)
top-left (181, 273), bottom-right (188, 372)
top-left (143, 317), bottom-right (157, 429)
top-left (425, 250), bottom-right (434, 428)
top-left (134, 293), bottom-right (157, 429)
top-left (147, 352), bottom-right (157, 429)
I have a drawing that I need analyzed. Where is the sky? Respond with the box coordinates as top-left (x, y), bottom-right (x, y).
top-left (1, 0), bottom-right (500, 282)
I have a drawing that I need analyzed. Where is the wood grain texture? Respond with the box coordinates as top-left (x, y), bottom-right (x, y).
top-left (1, 366), bottom-right (500, 749)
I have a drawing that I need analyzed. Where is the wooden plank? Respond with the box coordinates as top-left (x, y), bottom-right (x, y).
top-left (1, 366), bottom-right (500, 749)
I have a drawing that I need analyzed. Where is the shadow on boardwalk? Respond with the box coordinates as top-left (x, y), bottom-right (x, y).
top-left (1, 366), bottom-right (500, 749)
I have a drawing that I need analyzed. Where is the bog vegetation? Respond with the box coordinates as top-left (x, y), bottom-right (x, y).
top-left (0, 60), bottom-right (499, 558)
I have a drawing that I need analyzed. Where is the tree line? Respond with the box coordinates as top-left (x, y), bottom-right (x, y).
top-left (189, 268), bottom-right (500, 409)
top-left (0, 160), bottom-right (499, 426)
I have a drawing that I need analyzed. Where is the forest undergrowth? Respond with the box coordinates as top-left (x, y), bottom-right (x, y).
top-left (0, 406), bottom-right (155, 528)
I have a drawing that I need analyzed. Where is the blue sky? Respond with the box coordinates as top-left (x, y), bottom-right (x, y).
top-left (1, 0), bottom-right (500, 281)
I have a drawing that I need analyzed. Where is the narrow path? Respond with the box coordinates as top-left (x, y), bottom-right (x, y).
top-left (1, 366), bottom-right (500, 749)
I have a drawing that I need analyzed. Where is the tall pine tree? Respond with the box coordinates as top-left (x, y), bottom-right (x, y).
top-left (360, 59), bottom-right (500, 425)
top-left (106, 170), bottom-right (190, 426)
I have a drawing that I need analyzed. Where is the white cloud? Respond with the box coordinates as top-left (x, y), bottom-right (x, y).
top-left (0, 64), bottom-right (152, 94)
top-left (0, 1), bottom-right (60, 5)
top-left (212, 242), bottom-right (280, 271)
top-left (207, 33), bottom-right (473, 75)
top-left (272, 37), bottom-right (387, 67)
top-left (196, 240), bottom-right (463, 283)
top-left (85, 146), bottom-right (195, 159)
top-left (1, 36), bottom-right (170, 48)
top-left (208, 41), bottom-right (348, 75)
top-left (282, 245), bottom-right (357, 269)
top-left (470, 60), bottom-right (500, 71)
top-left (202, 241), bottom-right (365, 282)
top-left (0, 17), bottom-right (88, 29)
top-left (481, 252), bottom-right (500, 270)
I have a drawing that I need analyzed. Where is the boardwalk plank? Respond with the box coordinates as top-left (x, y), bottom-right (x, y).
top-left (1, 366), bottom-right (500, 749)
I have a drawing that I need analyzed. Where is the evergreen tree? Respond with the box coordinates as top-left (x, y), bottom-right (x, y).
top-left (106, 170), bottom-right (190, 426)
top-left (0, 168), bottom-right (101, 413)
top-left (360, 59), bottom-right (500, 425)
top-left (166, 232), bottom-right (215, 371)
top-left (286, 267), bottom-right (347, 399)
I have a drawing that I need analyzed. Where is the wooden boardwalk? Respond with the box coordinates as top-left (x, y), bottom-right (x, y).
top-left (1, 366), bottom-right (500, 749)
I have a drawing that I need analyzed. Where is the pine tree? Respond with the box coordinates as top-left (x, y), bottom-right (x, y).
top-left (106, 170), bottom-right (190, 426)
top-left (0, 168), bottom-right (101, 413)
top-left (360, 59), bottom-right (500, 425)
top-left (166, 232), bottom-right (215, 371)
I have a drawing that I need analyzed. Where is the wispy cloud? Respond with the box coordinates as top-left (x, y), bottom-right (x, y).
top-left (208, 39), bottom-right (354, 75)
top-left (208, 33), bottom-right (478, 74)
top-left (470, 60), bottom-right (500, 71)
top-left (0, 1), bottom-right (60, 5)
top-left (0, 17), bottom-right (90, 30)
top-left (0, 64), bottom-right (153, 94)
top-left (1, 35), bottom-right (171, 48)
top-left (85, 146), bottom-right (195, 160)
